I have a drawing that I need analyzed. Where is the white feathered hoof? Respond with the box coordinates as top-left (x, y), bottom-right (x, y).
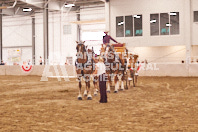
top-left (94, 91), bottom-right (98, 96)
top-left (83, 90), bottom-right (88, 97)
top-left (114, 91), bottom-right (118, 93)
top-left (107, 91), bottom-right (110, 93)
top-left (78, 97), bottom-right (82, 100)
top-left (87, 95), bottom-right (92, 100)
top-left (87, 97), bottom-right (92, 100)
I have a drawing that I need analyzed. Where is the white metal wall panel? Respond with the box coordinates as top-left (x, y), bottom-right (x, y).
top-left (110, 0), bottom-right (186, 47)
top-left (3, 16), bottom-right (32, 47)
top-left (192, 0), bottom-right (198, 45)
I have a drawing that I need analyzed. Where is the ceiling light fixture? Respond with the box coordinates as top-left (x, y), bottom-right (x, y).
top-left (118, 21), bottom-right (124, 26)
top-left (23, 8), bottom-right (32, 12)
top-left (65, 4), bottom-right (75, 8)
top-left (150, 19), bottom-right (157, 23)
top-left (166, 23), bottom-right (172, 27)
top-left (169, 12), bottom-right (177, 16)
top-left (133, 15), bottom-right (141, 19)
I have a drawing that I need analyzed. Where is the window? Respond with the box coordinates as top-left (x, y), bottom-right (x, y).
top-left (170, 12), bottom-right (179, 35)
top-left (160, 13), bottom-right (169, 35)
top-left (150, 12), bottom-right (180, 36)
top-left (194, 11), bottom-right (198, 22)
top-left (134, 15), bottom-right (143, 36)
top-left (150, 14), bottom-right (159, 36)
top-left (116, 16), bottom-right (124, 37)
top-left (63, 25), bottom-right (71, 34)
top-left (116, 14), bottom-right (143, 37)
top-left (125, 15), bottom-right (133, 37)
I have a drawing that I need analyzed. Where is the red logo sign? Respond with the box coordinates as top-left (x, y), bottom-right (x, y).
top-left (21, 65), bottom-right (33, 72)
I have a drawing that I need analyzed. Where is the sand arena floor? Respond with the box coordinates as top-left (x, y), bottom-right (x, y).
top-left (0, 76), bottom-right (198, 131)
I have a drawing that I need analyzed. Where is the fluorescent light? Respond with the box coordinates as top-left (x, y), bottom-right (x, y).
top-left (166, 23), bottom-right (172, 27)
top-left (65, 4), bottom-right (75, 7)
top-left (118, 21), bottom-right (124, 26)
top-left (133, 15), bottom-right (141, 18)
top-left (23, 8), bottom-right (32, 12)
top-left (169, 12), bottom-right (177, 16)
top-left (150, 19), bottom-right (157, 23)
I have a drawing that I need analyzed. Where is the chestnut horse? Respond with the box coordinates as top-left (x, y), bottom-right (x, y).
top-left (100, 44), bottom-right (120, 93)
top-left (75, 41), bottom-right (98, 100)
top-left (127, 53), bottom-right (139, 87)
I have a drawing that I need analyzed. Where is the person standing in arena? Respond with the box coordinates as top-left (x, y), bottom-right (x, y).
top-left (39, 56), bottom-right (43, 65)
top-left (93, 56), bottom-right (107, 103)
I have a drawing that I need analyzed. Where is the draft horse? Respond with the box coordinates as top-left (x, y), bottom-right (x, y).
top-left (75, 41), bottom-right (98, 100)
top-left (100, 44), bottom-right (120, 93)
top-left (127, 53), bottom-right (139, 87)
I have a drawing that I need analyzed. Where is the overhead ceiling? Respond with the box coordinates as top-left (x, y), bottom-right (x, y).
top-left (0, 0), bottom-right (105, 16)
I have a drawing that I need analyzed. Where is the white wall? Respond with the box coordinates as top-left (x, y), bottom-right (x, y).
top-left (110, 0), bottom-right (188, 47)
top-left (128, 46), bottom-right (186, 63)
top-left (109, 0), bottom-right (195, 63)
top-left (3, 16), bottom-right (32, 47)
top-left (0, 64), bottom-right (198, 77)
top-left (192, 0), bottom-right (198, 45)
top-left (2, 16), bottom-right (32, 64)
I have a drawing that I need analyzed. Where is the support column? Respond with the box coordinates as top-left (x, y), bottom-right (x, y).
top-left (184, 0), bottom-right (192, 66)
top-left (32, 17), bottom-right (35, 65)
top-left (105, 1), bottom-right (110, 31)
top-left (0, 5), bottom-right (2, 62)
top-left (77, 9), bottom-right (81, 41)
top-left (43, 0), bottom-right (49, 65)
top-left (60, 10), bottom-right (63, 64)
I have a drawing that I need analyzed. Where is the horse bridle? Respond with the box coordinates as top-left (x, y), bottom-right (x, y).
top-left (76, 44), bottom-right (86, 53)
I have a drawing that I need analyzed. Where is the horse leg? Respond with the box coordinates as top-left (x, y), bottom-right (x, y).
top-left (83, 76), bottom-right (88, 97)
top-left (132, 71), bottom-right (135, 87)
top-left (120, 74), bottom-right (124, 91)
top-left (87, 76), bottom-right (92, 100)
top-left (93, 76), bottom-right (98, 96)
top-left (77, 75), bottom-right (82, 100)
top-left (106, 74), bottom-right (111, 93)
top-left (114, 75), bottom-right (119, 93)
top-left (135, 74), bottom-right (138, 86)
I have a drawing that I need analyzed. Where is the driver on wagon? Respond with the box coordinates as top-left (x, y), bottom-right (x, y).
top-left (103, 30), bottom-right (118, 46)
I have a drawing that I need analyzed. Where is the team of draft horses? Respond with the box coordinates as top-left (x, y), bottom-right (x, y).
top-left (75, 41), bottom-right (139, 101)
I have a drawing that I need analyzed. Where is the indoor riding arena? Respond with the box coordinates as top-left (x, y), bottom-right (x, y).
top-left (0, 0), bottom-right (198, 131)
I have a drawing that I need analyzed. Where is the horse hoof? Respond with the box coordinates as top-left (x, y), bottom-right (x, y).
top-left (107, 91), bottom-right (110, 93)
top-left (114, 91), bottom-right (118, 93)
top-left (120, 89), bottom-right (124, 91)
top-left (87, 97), bottom-right (92, 100)
top-left (84, 94), bottom-right (87, 97)
top-left (78, 97), bottom-right (82, 100)
top-left (94, 94), bottom-right (97, 96)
